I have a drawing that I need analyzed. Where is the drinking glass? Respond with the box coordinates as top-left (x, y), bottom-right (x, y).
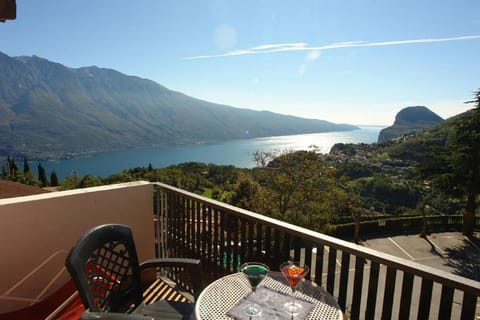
top-left (241, 262), bottom-right (270, 316)
top-left (280, 261), bottom-right (310, 316)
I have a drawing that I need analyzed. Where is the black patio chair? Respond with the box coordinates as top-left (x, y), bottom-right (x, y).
top-left (65, 224), bottom-right (202, 320)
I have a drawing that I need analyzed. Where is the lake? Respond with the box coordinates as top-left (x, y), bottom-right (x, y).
top-left (38, 126), bottom-right (383, 180)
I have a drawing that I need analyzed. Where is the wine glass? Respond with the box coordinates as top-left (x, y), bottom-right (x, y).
top-left (241, 262), bottom-right (270, 316)
top-left (280, 261), bottom-right (310, 316)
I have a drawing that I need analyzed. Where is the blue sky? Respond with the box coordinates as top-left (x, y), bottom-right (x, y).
top-left (1, 0), bottom-right (479, 125)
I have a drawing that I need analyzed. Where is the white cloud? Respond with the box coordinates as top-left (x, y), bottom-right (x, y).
top-left (251, 43), bottom-right (306, 51)
top-left (182, 43), bottom-right (307, 60)
top-left (183, 35), bottom-right (480, 60)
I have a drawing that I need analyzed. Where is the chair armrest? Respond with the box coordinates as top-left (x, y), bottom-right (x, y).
top-left (139, 258), bottom-right (201, 271)
top-left (81, 310), bottom-right (154, 320)
top-left (139, 258), bottom-right (203, 297)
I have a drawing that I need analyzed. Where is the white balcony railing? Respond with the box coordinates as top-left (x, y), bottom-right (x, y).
top-left (154, 182), bottom-right (480, 320)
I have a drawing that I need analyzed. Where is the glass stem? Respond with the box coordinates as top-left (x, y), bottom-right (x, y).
top-left (252, 287), bottom-right (256, 312)
top-left (291, 286), bottom-right (296, 309)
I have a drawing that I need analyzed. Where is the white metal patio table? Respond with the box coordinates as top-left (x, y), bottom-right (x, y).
top-left (195, 271), bottom-right (343, 320)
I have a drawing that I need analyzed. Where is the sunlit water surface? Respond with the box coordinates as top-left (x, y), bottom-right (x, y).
top-left (34, 126), bottom-right (384, 180)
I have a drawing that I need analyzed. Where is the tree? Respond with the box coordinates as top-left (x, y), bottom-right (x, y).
top-left (62, 172), bottom-right (80, 189)
top-left (3, 156), bottom-right (39, 185)
top-left (6, 156), bottom-right (18, 177)
top-left (50, 170), bottom-right (59, 187)
top-left (38, 162), bottom-right (48, 187)
top-left (251, 150), bottom-right (352, 233)
top-left (452, 90), bottom-right (480, 235)
top-left (79, 174), bottom-right (103, 188)
top-left (418, 89), bottom-right (480, 236)
top-left (231, 174), bottom-right (260, 210)
top-left (21, 170), bottom-right (40, 186)
top-left (253, 150), bottom-right (274, 168)
top-left (23, 157), bottom-right (31, 173)
top-left (352, 207), bottom-right (362, 244)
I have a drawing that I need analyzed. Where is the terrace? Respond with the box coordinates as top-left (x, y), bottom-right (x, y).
top-left (0, 181), bottom-right (479, 319)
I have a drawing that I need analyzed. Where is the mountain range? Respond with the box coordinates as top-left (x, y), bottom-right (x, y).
top-left (0, 52), bottom-right (357, 160)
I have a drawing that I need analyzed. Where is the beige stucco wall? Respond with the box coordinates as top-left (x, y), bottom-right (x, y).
top-left (0, 181), bottom-right (155, 313)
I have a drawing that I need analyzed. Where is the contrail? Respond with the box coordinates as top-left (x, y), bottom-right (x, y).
top-left (183, 35), bottom-right (480, 60)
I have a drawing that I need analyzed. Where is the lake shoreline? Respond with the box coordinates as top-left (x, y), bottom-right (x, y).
top-left (7, 127), bottom-right (375, 163)
top-left (2, 127), bottom-right (384, 180)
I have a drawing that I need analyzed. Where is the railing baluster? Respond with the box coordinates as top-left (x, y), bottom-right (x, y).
top-left (171, 193), bottom-right (179, 257)
top-left (326, 247), bottom-right (337, 295)
top-left (165, 192), bottom-right (171, 256)
top-left (195, 200), bottom-right (201, 259)
top-left (212, 208), bottom-right (219, 277)
top-left (225, 214), bottom-right (233, 273)
top-left (185, 198), bottom-right (191, 254)
top-left (282, 233), bottom-right (291, 261)
top-left (206, 205), bottom-right (213, 273)
top-left (350, 257), bottom-right (365, 320)
top-left (219, 211), bottom-right (226, 276)
top-left (304, 242), bottom-right (313, 272)
top-left (365, 261), bottom-right (380, 320)
top-left (201, 203), bottom-right (208, 270)
top-left (190, 199), bottom-right (195, 254)
top-left (399, 272), bottom-right (414, 320)
top-left (382, 266), bottom-right (397, 320)
top-left (314, 244), bottom-right (324, 287)
top-left (417, 278), bottom-right (433, 319)
top-left (232, 216), bottom-right (240, 272)
top-left (338, 251), bottom-right (350, 311)
top-left (247, 221), bottom-right (254, 260)
top-left (264, 226), bottom-right (272, 266)
top-left (240, 218), bottom-right (247, 266)
top-left (185, 197), bottom-right (190, 253)
top-left (256, 223), bottom-right (263, 261)
top-left (460, 292), bottom-right (477, 320)
top-left (438, 285), bottom-right (454, 320)
top-left (154, 189), bottom-right (162, 258)
top-left (293, 237), bottom-right (302, 262)
top-left (179, 194), bottom-right (185, 255)
top-left (178, 197), bottom-right (188, 257)
top-left (273, 229), bottom-right (281, 268)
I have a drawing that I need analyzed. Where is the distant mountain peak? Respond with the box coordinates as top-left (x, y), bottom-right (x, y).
top-left (378, 106), bottom-right (444, 142)
top-left (394, 106), bottom-right (444, 125)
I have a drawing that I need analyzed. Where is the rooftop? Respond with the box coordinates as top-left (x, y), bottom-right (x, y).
top-left (0, 180), bottom-right (50, 199)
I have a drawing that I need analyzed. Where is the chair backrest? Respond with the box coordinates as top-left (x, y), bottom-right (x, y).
top-left (65, 224), bottom-right (143, 312)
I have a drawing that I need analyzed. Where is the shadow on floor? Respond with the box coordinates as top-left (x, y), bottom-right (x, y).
top-left (444, 234), bottom-right (480, 281)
